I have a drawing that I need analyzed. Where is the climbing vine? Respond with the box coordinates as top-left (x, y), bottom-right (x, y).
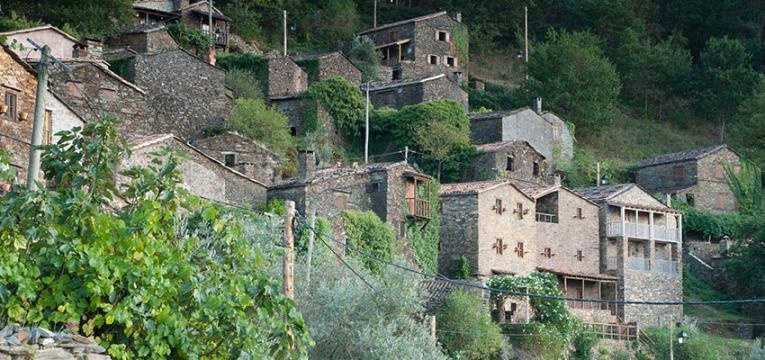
top-left (405, 180), bottom-right (441, 274)
top-left (216, 53), bottom-right (269, 82)
top-left (452, 23), bottom-right (469, 65)
top-left (341, 210), bottom-right (397, 274)
top-left (307, 76), bottom-right (366, 139)
top-left (166, 23), bottom-right (211, 52)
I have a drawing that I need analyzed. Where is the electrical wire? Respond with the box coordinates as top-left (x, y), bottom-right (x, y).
top-left (295, 214), bottom-right (765, 306)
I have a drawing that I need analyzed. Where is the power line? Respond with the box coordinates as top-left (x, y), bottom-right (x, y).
top-left (296, 215), bottom-right (765, 306)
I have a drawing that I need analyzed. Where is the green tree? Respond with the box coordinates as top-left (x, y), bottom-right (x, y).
top-left (307, 77), bottom-right (366, 138)
top-left (731, 92), bottom-right (765, 171)
top-left (341, 210), bottom-right (397, 274)
top-left (166, 23), bottom-right (212, 52)
top-left (414, 119), bottom-right (471, 181)
top-left (225, 68), bottom-right (263, 99)
top-left (693, 36), bottom-right (762, 141)
top-left (436, 289), bottom-right (505, 359)
top-left (524, 30), bottom-right (622, 133)
top-left (0, 117), bottom-right (312, 359)
top-left (3, 0), bottom-right (133, 39)
top-left (349, 36), bottom-right (382, 81)
top-left (227, 98), bottom-right (294, 157)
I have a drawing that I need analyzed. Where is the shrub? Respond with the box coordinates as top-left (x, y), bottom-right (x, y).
top-left (453, 256), bottom-right (471, 279)
top-left (349, 36), bottom-right (383, 81)
top-left (227, 98), bottom-right (294, 157)
top-left (216, 53), bottom-right (269, 81)
top-left (406, 181), bottom-right (440, 274)
top-left (572, 331), bottom-right (598, 360)
top-left (166, 23), bottom-right (211, 51)
top-left (437, 289), bottom-right (505, 359)
top-left (307, 77), bottom-right (366, 139)
top-left (225, 68), bottom-right (263, 99)
top-left (0, 117), bottom-right (312, 359)
top-left (341, 210), bottom-right (397, 274)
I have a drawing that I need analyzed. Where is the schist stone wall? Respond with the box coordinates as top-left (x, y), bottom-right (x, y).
top-left (0, 48), bottom-right (37, 183)
top-left (268, 56), bottom-right (308, 99)
top-left (193, 132), bottom-right (281, 185)
top-left (122, 135), bottom-right (267, 208)
top-left (48, 62), bottom-right (160, 139)
top-left (535, 189), bottom-right (600, 274)
top-left (131, 49), bottom-right (232, 141)
top-left (621, 271), bottom-right (682, 327)
top-left (467, 141), bottom-right (548, 184)
top-left (368, 75), bottom-right (468, 111)
top-left (470, 108), bottom-right (574, 163)
top-left (294, 53), bottom-right (363, 85)
top-left (438, 194), bottom-right (479, 277)
top-left (107, 27), bottom-right (178, 54)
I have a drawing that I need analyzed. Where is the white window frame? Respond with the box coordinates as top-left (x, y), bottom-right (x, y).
top-left (436, 30), bottom-right (450, 42)
top-left (444, 56), bottom-right (458, 68)
top-left (428, 54), bottom-right (440, 65)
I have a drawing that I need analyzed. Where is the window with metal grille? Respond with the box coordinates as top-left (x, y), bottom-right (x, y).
top-left (515, 202), bottom-right (524, 219)
top-left (494, 198), bottom-right (503, 214)
top-left (494, 238), bottom-right (506, 255)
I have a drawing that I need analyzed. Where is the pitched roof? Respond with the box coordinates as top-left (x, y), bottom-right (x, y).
top-left (635, 145), bottom-right (733, 168)
top-left (440, 180), bottom-right (534, 201)
top-left (0, 25), bottom-right (80, 44)
top-left (475, 140), bottom-right (545, 159)
top-left (1, 46), bottom-right (36, 75)
top-left (364, 74), bottom-right (446, 92)
top-left (271, 161), bottom-right (429, 189)
top-left (513, 181), bottom-right (600, 207)
top-left (469, 107), bottom-right (531, 121)
top-left (133, 0), bottom-right (175, 13)
top-left (421, 279), bottom-right (454, 314)
top-left (574, 184), bottom-right (636, 203)
top-left (359, 11), bottom-right (450, 35)
top-left (60, 60), bottom-right (146, 94)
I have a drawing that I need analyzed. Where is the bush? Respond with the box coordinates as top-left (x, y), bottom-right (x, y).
top-left (349, 36), bottom-right (383, 81)
top-left (641, 325), bottom-right (751, 360)
top-left (227, 98), bottom-right (294, 157)
top-left (437, 289), bottom-right (505, 359)
top-left (307, 77), bottom-right (366, 139)
top-left (166, 23), bottom-right (211, 51)
top-left (341, 210), bottom-right (397, 274)
top-left (0, 117), bottom-right (312, 359)
top-left (572, 331), bottom-right (598, 360)
top-left (216, 53), bottom-right (269, 81)
top-left (225, 68), bottom-right (263, 99)
top-left (406, 181), bottom-right (440, 274)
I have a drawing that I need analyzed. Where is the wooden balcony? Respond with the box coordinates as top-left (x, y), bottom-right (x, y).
top-left (406, 197), bottom-right (430, 220)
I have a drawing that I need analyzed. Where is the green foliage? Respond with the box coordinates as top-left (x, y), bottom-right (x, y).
top-left (0, 117), bottom-right (312, 358)
top-left (524, 30), bottom-right (622, 132)
top-left (294, 59), bottom-right (320, 82)
top-left (0, 149), bottom-right (17, 183)
top-left (488, 271), bottom-right (577, 330)
top-left (672, 202), bottom-right (750, 239)
top-left (452, 23), bottom-right (470, 64)
top-left (466, 81), bottom-right (522, 112)
top-left (216, 53), bottom-right (270, 81)
top-left (572, 331), bottom-right (598, 360)
top-left (3, 0), bottom-right (132, 39)
top-left (731, 92), bottom-right (765, 171)
top-left (295, 251), bottom-right (447, 359)
top-left (106, 58), bottom-right (133, 82)
top-left (225, 68), bottom-right (263, 99)
top-left (341, 210), bottom-right (397, 274)
top-left (307, 77), bottom-right (366, 138)
top-left (0, 11), bottom-right (43, 32)
top-left (436, 289), bottom-right (504, 359)
top-left (641, 325), bottom-right (750, 360)
top-left (683, 265), bottom-right (744, 322)
top-left (453, 256), bottom-right (471, 280)
top-left (258, 198), bottom-right (285, 216)
top-left (414, 119), bottom-right (471, 180)
top-left (349, 36), bottom-right (383, 81)
top-left (219, 2), bottom-right (262, 42)
top-left (406, 181), bottom-right (440, 274)
top-left (166, 23), bottom-right (211, 52)
top-left (725, 160), bottom-right (763, 216)
top-left (227, 98), bottom-right (293, 157)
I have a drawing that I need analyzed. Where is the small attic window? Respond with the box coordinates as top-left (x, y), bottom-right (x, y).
top-left (506, 157), bottom-right (514, 171)
top-left (436, 30), bottom-right (449, 42)
top-left (224, 153), bottom-right (236, 167)
top-left (533, 162), bottom-right (540, 176)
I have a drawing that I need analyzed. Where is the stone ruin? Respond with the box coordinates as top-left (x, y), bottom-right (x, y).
top-left (0, 324), bottom-right (110, 360)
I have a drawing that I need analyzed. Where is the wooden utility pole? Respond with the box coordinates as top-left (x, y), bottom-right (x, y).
top-left (524, 6), bottom-right (529, 80)
top-left (305, 208), bottom-right (316, 286)
top-left (283, 10), bottom-right (288, 56)
top-left (364, 81), bottom-right (370, 164)
top-left (26, 45), bottom-right (49, 191)
top-left (373, 0), bottom-right (378, 28)
top-left (283, 200), bottom-right (295, 299)
top-left (668, 319), bottom-right (674, 360)
top-left (430, 315), bottom-right (436, 340)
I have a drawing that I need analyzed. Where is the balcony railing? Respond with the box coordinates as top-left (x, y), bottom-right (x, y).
top-left (203, 31), bottom-right (228, 46)
top-left (607, 222), bottom-right (680, 242)
top-left (406, 198), bottom-right (430, 220)
top-left (535, 212), bottom-right (558, 223)
top-left (655, 259), bottom-right (679, 276)
top-left (627, 257), bottom-right (651, 272)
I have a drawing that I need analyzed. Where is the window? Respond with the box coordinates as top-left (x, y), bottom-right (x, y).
top-left (686, 193), bottom-right (695, 207)
top-left (4, 93), bottom-right (17, 121)
top-left (392, 67), bottom-right (402, 80)
top-left (494, 198), bottom-right (504, 214)
top-left (289, 126), bottom-right (297, 136)
top-left (436, 30), bottom-right (449, 42)
top-left (576, 250), bottom-right (584, 261)
top-left (515, 242), bottom-right (524, 258)
top-left (445, 56), bottom-right (457, 67)
top-left (366, 182), bottom-right (381, 193)
top-left (542, 247), bottom-right (552, 258)
top-left (387, 31), bottom-right (396, 42)
top-left (515, 202), bottom-right (524, 219)
top-left (428, 54), bottom-right (439, 65)
top-left (44, 110), bottom-right (52, 145)
top-left (506, 156), bottom-right (514, 171)
top-left (673, 165), bottom-right (684, 181)
top-left (576, 207), bottom-right (583, 219)
top-left (533, 162), bottom-right (540, 176)
top-left (493, 238), bottom-right (506, 255)
top-left (224, 153), bottom-right (236, 166)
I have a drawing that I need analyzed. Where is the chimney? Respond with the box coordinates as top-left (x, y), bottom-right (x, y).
top-left (72, 39), bottom-right (103, 60)
top-left (456, 12), bottom-right (462, 23)
top-left (534, 97), bottom-right (542, 114)
top-left (662, 193), bottom-right (672, 207)
top-left (298, 151), bottom-right (316, 180)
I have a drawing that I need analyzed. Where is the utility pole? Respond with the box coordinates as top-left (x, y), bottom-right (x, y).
top-left (373, 0), bottom-right (378, 28)
top-left (26, 45), bottom-right (50, 191)
top-left (404, 146), bottom-right (409, 163)
top-left (208, 0), bottom-right (214, 45)
top-left (364, 81), bottom-right (370, 164)
top-left (524, 5), bottom-right (529, 80)
top-left (305, 208), bottom-right (316, 286)
top-left (283, 10), bottom-right (288, 56)
top-left (596, 162), bottom-right (601, 187)
top-left (669, 320), bottom-right (674, 360)
top-left (283, 200), bottom-right (295, 299)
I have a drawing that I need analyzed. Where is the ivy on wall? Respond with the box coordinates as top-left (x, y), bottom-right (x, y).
top-left (216, 53), bottom-right (269, 83)
top-left (306, 76), bottom-right (366, 139)
top-left (452, 23), bottom-right (470, 65)
top-left (341, 210), bottom-right (397, 274)
top-left (405, 181), bottom-right (441, 274)
top-left (294, 59), bottom-right (320, 83)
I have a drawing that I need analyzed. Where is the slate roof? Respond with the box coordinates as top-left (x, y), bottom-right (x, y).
top-left (513, 182), bottom-right (557, 199)
top-left (635, 145), bottom-right (731, 168)
top-left (474, 140), bottom-right (545, 159)
top-left (439, 180), bottom-right (507, 196)
top-left (364, 74), bottom-right (446, 92)
top-left (574, 184), bottom-right (636, 203)
top-left (420, 279), bottom-right (454, 314)
top-left (359, 11), bottom-right (450, 35)
top-left (469, 107), bottom-right (530, 121)
top-left (270, 161), bottom-right (429, 189)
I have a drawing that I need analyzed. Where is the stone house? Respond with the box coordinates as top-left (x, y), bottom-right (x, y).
top-left (0, 46), bottom-right (86, 185)
top-left (439, 181), bottom-right (537, 281)
top-left (123, 134), bottom-right (267, 207)
top-left (267, 55), bottom-right (308, 100)
top-left (470, 106), bottom-right (574, 163)
top-left (133, 0), bottom-right (231, 49)
top-left (292, 52), bottom-right (363, 86)
top-left (192, 131), bottom-right (281, 185)
top-left (513, 181), bottom-right (618, 323)
top-left (464, 140), bottom-right (548, 184)
top-left (359, 11), bottom-right (467, 83)
top-left (635, 145), bottom-right (743, 213)
top-left (268, 152), bottom-right (432, 240)
top-left (365, 74), bottom-right (468, 111)
top-left (48, 60), bottom-right (162, 139)
top-left (106, 24), bottom-right (179, 54)
top-left (575, 183), bottom-right (683, 327)
top-left (1, 25), bottom-right (80, 61)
